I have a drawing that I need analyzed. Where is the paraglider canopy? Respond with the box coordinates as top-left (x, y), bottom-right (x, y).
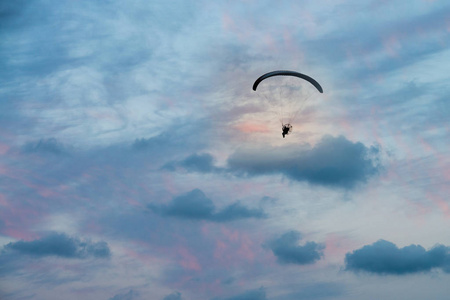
top-left (252, 70), bottom-right (323, 93)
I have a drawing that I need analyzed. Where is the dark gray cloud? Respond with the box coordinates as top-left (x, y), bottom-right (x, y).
top-left (228, 135), bottom-right (381, 188)
top-left (150, 189), bottom-right (215, 220)
top-left (213, 201), bottom-right (266, 222)
top-left (149, 189), bottom-right (266, 222)
top-left (2, 232), bottom-right (111, 259)
top-left (212, 287), bottom-right (267, 300)
top-left (109, 289), bottom-right (140, 300)
top-left (345, 239), bottom-right (450, 275)
top-left (266, 231), bottom-right (324, 265)
top-left (163, 291), bottom-right (182, 300)
top-left (162, 136), bottom-right (381, 189)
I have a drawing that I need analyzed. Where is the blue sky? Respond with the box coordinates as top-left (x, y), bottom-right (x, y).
top-left (1, 1), bottom-right (450, 299)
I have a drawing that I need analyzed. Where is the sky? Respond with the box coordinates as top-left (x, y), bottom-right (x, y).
top-left (1, 0), bottom-right (450, 299)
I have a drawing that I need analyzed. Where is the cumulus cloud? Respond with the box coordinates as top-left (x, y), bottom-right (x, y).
top-left (227, 135), bottom-right (381, 188)
top-left (2, 232), bottom-right (111, 259)
top-left (266, 231), bottom-right (324, 265)
top-left (149, 189), bottom-right (266, 222)
top-left (345, 239), bottom-right (450, 275)
top-left (150, 189), bottom-right (215, 220)
top-left (163, 135), bottom-right (381, 189)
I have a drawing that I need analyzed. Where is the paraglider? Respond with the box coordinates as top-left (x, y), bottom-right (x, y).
top-left (252, 70), bottom-right (323, 138)
top-left (282, 124), bottom-right (292, 138)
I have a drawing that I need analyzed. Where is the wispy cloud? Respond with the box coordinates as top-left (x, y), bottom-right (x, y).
top-left (22, 138), bottom-right (69, 155)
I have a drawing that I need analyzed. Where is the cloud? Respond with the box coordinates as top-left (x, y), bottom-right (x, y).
top-left (162, 153), bottom-right (221, 173)
top-left (213, 287), bottom-right (267, 300)
top-left (150, 189), bottom-right (215, 220)
top-left (213, 201), bottom-right (266, 222)
top-left (266, 231), bottom-right (324, 265)
top-left (345, 239), bottom-right (450, 275)
top-left (109, 289), bottom-right (140, 300)
top-left (304, 3), bottom-right (450, 83)
top-left (22, 138), bottom-right (68, 155)
top-left (2, 232), bottom-right (111, 259)
top-left (278, 282), bottom-right (345, 300)
top-left (227, 135), bottom-right (381, 188)
top-left (0, 0), bottom-right (211, 148)
top-left (149, 189), bottom-right (266, 222)
top-left (132, 119), bottom-right (211, 163)
top-left (162, 136), bottom-right (382, 189)
top-left (0, 1), bottom-right (29, 24)
top-left (163, 291), bottom-right (182, 300)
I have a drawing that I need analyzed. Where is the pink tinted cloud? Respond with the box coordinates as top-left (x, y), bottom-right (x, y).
top-left (222, 12), bottom-right (252, 42)
top-left (408, 135), bottom-right (450, 217)
top-left (324, 233), bottom-right (357, 262)
top-left (235, 122), bottom-right (270, 134)
top-left (298, 8), bottom-right (319, 38)
top-left (178, 247), bottom-right (202, 271)
top-left (221, 227), bottom-right (239, 242)
top-left (428, 192), bottom-right (450, 219)
top-left (221, 8), bottom-right (288, 55)
top-left (162, 173), bottom-right (179, 196)
top-left (212, 226), bottom-right (258, 265)
top-left (120, 248), bottom-right (159, 272)
top-left (0, 173), bottom-right (54, 239)
top-left (236, 233), bottom-right (256, 261)
top-left (0, 204), bottom-right (42, 240)
top-left (125, 196), bottom-right (143, 208)
top-left (382, 35), bottom-right (402, 58)
top-left (0, 143), bottom-right (10, 155)
top-left (0, 193), bottom-right (7, 206)
top-left (221, 13), bottom-right (235, 33)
